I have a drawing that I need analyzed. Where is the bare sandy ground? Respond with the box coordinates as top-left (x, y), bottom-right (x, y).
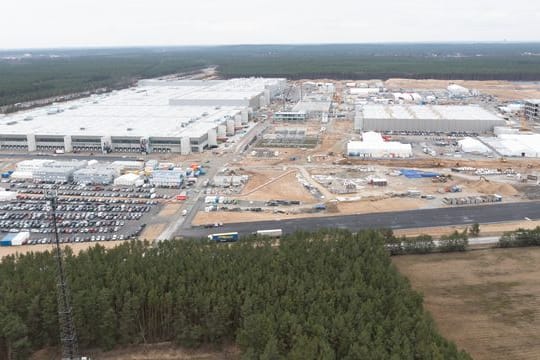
top-left (385, 78), bottom-right (540, 101)
top-left (394, 247), bottom-right (540, 360)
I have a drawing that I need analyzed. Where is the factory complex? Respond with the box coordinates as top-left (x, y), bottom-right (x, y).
top-left (3, 73), bottom-right (540, 255)
top-left (0, 78), bottom-right (285, 154)
top-left (354, 105), bottom-right (505, 133)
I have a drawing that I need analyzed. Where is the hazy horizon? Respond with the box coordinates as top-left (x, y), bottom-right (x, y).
top-left (1, 0), bottom-right (539, 50)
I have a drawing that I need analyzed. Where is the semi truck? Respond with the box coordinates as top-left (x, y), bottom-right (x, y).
top-left (208, 232), bottom-right (239, 242)
top-left (254, 229), bottom-right (283, 238)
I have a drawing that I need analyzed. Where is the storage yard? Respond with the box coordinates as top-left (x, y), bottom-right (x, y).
top-left (1, 73), bottom-right (540, 250)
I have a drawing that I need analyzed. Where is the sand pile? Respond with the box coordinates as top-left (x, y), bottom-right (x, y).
top-left (468, 180), bottom-right (519, 196)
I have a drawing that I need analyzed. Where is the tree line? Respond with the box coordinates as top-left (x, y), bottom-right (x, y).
top-left (0, 229), bottom-right (470, 359)
top-left (381, 229), bottom-right (470, 256)
top-left (498, 226), bottom-right (540, 248)
top-left (3, 44), bottom-right (540, 108)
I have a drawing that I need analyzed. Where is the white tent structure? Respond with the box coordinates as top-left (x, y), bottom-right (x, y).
top-left (458, 137), bottom-right (491, 154)
top-left (113, 173), bottom-right (142, 186)
top-left (347, 132), bottom-right (412, 158)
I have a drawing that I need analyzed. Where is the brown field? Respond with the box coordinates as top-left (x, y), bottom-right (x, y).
top-left (394, 248), bottom-right (540, 360)
top-left (33, 343), bottom-right (240, 360)
top-left (237, 170), bottom-right (315, 202)
top-left (158, 203), bottom-right (183, 217)
top-left (385, 78), bottom-right (540, 101)
top-left (140, 223), bottom-right (167, 240)
top-left (0, 241), bottom-right (126, 259)
top-left (192, 197), bottom-right (429, 225)
top-left (394, 219), bottom-right (540, 238)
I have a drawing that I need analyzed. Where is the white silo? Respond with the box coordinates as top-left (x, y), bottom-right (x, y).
top-left (207, 128), bottom-right (217, 147)
top-left (259, 95), bottom-right (267, 108)
top-left (26, 134), bottom-right (37, 152)
top-left (181, 137), bottom-right (191, 155)
top-left (241, 109), bottom-right (249, 124)
top-left (63, 135), bottom-right (73, 153)
top-left (234, 114), bottom-right (242, 128)
top-left (217, 125), bottom-right (227, 138)
top-left (226, 120), bottom-right (235, 136)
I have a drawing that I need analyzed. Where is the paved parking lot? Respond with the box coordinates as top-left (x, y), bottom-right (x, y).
top-left (0, 180), bottom-right (173, 245)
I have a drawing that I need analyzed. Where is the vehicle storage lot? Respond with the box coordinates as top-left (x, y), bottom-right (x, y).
top-left (0, 181), bottom-right (174, 245)
top-left (394, 248), bottom-right (540, 360)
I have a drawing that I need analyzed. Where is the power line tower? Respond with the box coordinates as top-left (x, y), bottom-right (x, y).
top-left (46, 191), bottom-right (81, 360)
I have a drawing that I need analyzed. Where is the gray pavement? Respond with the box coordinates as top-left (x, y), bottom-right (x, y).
top-left (177, 201), bottom-right (540, 239)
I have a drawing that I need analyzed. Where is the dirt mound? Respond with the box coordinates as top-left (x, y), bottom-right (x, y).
top-left (468, 180), bottom-right (519, 196)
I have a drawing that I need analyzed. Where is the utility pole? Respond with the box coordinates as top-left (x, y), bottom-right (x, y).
top-left (46, 191), bottom-right (81, 360)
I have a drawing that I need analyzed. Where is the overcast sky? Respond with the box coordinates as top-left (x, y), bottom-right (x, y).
top-left (1, 0), bottom-right (539, 49)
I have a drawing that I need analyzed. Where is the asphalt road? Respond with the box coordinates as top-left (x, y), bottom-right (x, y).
top-left (179, 201), bottom-right (540, 239)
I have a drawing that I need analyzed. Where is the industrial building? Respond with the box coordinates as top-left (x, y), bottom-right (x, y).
top-left (73, 167), bottom-right (116, 185)
top-left (481, 133), bottom-right (540, 158)
top-left (150, 169), bottom-right (184, 188)
top-left (347, 132), bottom-right (412, 158)
top-left (525, 100), bottom-right (540, 122)
top-left (0, 78), bottom-right (285, 155)
top-left (354, 105), bottom-right (505, 133)
top-left (33, 160), bottom-right (88, 183)
top-left (292, 95), bottom-right (332, 117)
top-left (273, 111), bottom-right (307, 122)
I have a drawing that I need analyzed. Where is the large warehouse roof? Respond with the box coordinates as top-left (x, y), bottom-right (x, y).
top-left (362, 105), bottom-right (501, 121)
top-left (0, 78), bottom-right (284, 138)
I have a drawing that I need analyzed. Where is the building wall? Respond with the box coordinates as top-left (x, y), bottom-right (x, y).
top-left (526, 101), bottom-right (540, 122)
top-left (169, 98), bottom-right (252, 107)
top-left (360, 118), bottom-right (504, 133)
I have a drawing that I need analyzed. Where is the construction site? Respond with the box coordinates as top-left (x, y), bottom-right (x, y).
top-left (186, 78), bottom-right (540, 229)
top-left (2, 73), bottom-right (540, 251)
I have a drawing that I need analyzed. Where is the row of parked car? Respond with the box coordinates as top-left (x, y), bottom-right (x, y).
top-left (10, 182), bottom-right (172, 199)
top-left (25, 224), bottom-right (147, 244)
top-left (0, 201), bottom-right (151, 214)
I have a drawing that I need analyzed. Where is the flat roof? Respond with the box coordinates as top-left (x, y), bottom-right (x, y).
top-left (525, 99), bottom-right (540, 105)
top-left (0, 78), bottom-right (285, 139)
top-left (361, 105), bottom-right (501, 121)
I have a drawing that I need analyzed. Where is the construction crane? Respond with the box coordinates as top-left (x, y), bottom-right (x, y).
top-left (46, 191), bottom-right (84, 360)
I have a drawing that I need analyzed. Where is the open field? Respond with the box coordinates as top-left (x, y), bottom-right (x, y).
top-left (394, 248), bottom-right (540, 360)
top-left (32, 343), bottom-right (239, 360)
top-left (385, 78), bottom-right (540, 101)
top-left (140, 224), bottom-right (167, 240)
top-left (236, 170), bottom-right (316, 202)
top-left (0, 240), bottom-right (126, 259)
top-left (394, 219), bottom-right (540, 238)
top-left (192, 197), bottom-right (432, 225)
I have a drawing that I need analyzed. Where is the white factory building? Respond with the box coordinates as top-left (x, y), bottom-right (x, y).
top-left (347, 132), bottom-right (412, 158)
top-left (481, 133), bottom-right (540, 158)
top-left (354, 105), bottom-right (505, 133)
top-left (0, 78), bottom-right (285, 155)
